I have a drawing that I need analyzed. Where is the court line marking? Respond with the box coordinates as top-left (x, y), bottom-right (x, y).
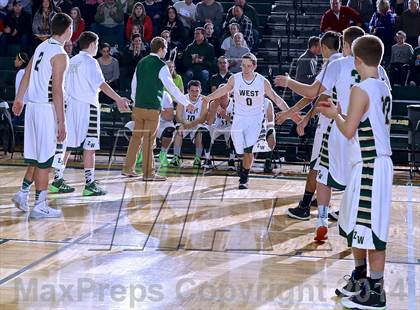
top-left (406, 182), bottom-right (416, 310)
top-left (0, 221), bottom-right (114, 286)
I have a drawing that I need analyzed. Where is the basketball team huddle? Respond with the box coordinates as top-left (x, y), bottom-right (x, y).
top-left (11, 12), bottom-right (393, 310)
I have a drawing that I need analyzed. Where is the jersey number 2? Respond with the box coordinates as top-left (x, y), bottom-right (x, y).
top-left (34, 52), bottom-right (44, 72)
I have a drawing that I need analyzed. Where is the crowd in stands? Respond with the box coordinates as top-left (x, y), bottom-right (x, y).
top-left (318, 0), bottom-right (420, 85)
top-left (0, 0), bottom-right (262, 95)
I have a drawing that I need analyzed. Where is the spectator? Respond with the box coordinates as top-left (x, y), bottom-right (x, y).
top-left (161, 29), bottom-right (177, 60)
top-left (182, 27), bottom-right (215, 94)
top-left (70, 7), bottom-right (85, 44)
top-left (32, 0), bottom-right (56, 45)
top-left (125, 2), bottom-right (153, 43)
top-left (294, 36), bottom-right (321, 102)
top-left (369, 0), bottom-right (396, 56)
top-left (83, 0), bottom-right (101, 29)
top-left (58, 0), bottom-right (73, 14)
top-left (143, 0), bottom-right (163, 36)
top-left (161, 6), bottom-right (186, 48)
top-left (166, 60), bottom-right (184, 94)
top-left (224, 0), bottom-right (259, 49)
top-left (11, 0), bottom-right (32, 16)
top-left (173, 0), bottom-right (196, 31)
top-left (1, 0), bottom-right (31, 53)
top-left (14, 51), bottom-right (29, 98)
top-left (92, 0), bottom-right (125, 49)
top-left (123, 33), bottom-right (148, 78)
top-left (209, 55), bottom-right (232, 92)
top-left (391, 0), bottom-right (405, 15)
top-left (98, 43), bottom-right (120, 96)
top-left (411, 35), bottom-right (420, 85)
top-left (397, 0), bottom-right (420, 47)
top-left (225, 32), bottom-right (249, 73)
top-left (220, 22), bottom-right (248, 53)
top-left (228, 4), bottom-right (254, 49)
top-left (64, 40), bottom-right (74, 57)
top-left (204, 21), bottom-right (222, 57)
top-left (389, 30), bottom-right (414, 85)
top-left (347, 0), bottom-right (375, 30)
top-left (195, 0), bottom-right (223, 36)
top-left (320, 0), bottom-right (362, 33)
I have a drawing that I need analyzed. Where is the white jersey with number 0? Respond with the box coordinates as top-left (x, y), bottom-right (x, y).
top-left (233, 72), bottom-right (266, 117)
top-left (27, 38), bottom-right (67, 104)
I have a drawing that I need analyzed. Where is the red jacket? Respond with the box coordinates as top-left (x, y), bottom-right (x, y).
top-left (320, 7), bottom-right (362, 33)
top-left (71, 19), bottom-right (85, 43)
top-left (125, 15), bottom-right (153, 42)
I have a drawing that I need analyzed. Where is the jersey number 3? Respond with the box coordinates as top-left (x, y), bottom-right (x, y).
top-left (34, 52), bottom-right (44, 72)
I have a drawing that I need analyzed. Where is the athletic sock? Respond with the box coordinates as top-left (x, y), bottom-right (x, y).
top-left (84, 168), bottom-right (95, 185)
top-left (354, 259), bottom-right (367, 279)
top-left (54, 166), bottom-right (65, 181)
top-left (301, 190), bottom-right (314, 208)
top-left (35, 190), bottom-right (47, 204)
top-left (174, 144), bottom-right (181, 156)
top-left (317, 204), bottom-right (328, 226)
top-left (195, 147), bottom-right (203, 158)
top-left (266, 151), bottom-right (273, 160)
top-left (161, 147), bottom-right (168, 153)
top-left (229, 152), bottom-right (235, 160)
top-left (204, 151), bottom-right (210, 160)
top-left (21, 178), bottom-right (33, 192)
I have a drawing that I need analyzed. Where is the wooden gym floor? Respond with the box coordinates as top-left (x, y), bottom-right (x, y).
top-left (0, 164), bottom-right (418, 309)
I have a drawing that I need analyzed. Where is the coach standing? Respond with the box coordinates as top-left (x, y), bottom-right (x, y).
top-left (123, 36), bottom-right (192, 181)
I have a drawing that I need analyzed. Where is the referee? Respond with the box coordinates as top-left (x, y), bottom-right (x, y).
top-left (123, 36), bottom-right (192, 181)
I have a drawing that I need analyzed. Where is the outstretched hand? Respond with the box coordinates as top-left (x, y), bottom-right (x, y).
top-left (315, 99), bottom-right (339, 119)
top-left (274, 73), bottom-right (289, 88)
top-left (115, 97), bottom-right (131, 112)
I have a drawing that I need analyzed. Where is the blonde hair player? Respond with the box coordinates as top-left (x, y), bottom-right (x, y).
top-left (317, 34), bottom-right (392, 310)
top-left (203, 53), bottom-right (301, 189)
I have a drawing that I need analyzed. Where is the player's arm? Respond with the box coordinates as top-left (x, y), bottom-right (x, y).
top-left (12, 57), bottom-right (33, 116)
top-left (159, 65), bottom-right (191, 107)
top-left (100, 82), bottom-right (130, 112)
top-left (264, 79), bottom-right (301, 124)
top-left (175, 102), bottom-right (185, 125)
top-left (51, 53), bottom-right (69, 142)
top-left (274, 75), bottom-right (326, 99)
top-left (317, 86), bottom-right (368, 139)
top-left (161, 107), bottom-right (174, 122)
top-left (185, 99), bottom-right (208, 129)
top-left (205, 75), bottom-right (234, 102)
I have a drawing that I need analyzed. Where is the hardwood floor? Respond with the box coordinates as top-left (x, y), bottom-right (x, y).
top-left (0, 166), bottom-right (418, 309)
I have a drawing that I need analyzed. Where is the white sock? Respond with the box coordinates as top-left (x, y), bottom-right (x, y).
top-left (54, 166), bottom-right (65, 181)
top-left (229, 152), bottom-right (235, 160)
top-left (35, 190), bottom-right (47, 204)
top-left (317, 204), bottom-right (328, 227)
top-left (85, 168), bottom-right (95, 185)
top-left (161, 147), bottom-right (168, 153)
top-left (205, 151), bottom-right (210, 160)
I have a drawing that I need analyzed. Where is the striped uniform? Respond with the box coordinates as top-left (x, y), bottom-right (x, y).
top-left (65, 51), bottom-right (105, 151)
top-left (339, 78), bottom-right (393, 250)
top-left (316, 56), bottom-right (390, 189)
top-left (24, 38), bottom-right (68, 168)
top-left (176, 94), bottom-right (206, 140)
top-left (310, 52), bottom-right (343, 170)
top-left (231, 72), bottom-right (266, 154)
top-left (157, 91), bottom-right (175, 138)
top-left (209, 98), bottom-right (234, 144)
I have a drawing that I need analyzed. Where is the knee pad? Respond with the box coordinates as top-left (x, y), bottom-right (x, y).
top-left (162, 126), bottom-right (175, 138)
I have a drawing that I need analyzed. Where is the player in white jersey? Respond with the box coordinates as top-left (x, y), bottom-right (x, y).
top-left (259, 98), bottom-right (276, 173)
top-left (170, 80), bottom-right (209, 168)
top-left (11, 13), bottom-right (73, 218)
top-left (204, 84), bottom-right (235, 169)
top-left (281, 31), bottom-right (342, 220)
top-left (318, 35), bottom-right (392, 310)
top-left (275, 26), bottom-right (390, 241)
top-left (48, 31), bottom-right (130, 196)
top-left (204, 53), bottom-right (301, 189)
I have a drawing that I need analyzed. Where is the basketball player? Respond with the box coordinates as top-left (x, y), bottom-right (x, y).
top-left (11, 13), bottom-right (73, 218)
top-left (170, 80), bottom-right (209, 168)
top-left (284, 31), bottom-right (343, 220)
top-left (204, 53), bottom-right (301, 189)
top-left (318, 35), bottom-right (392, 310)
top-left (49, 31), bottom-right (130, 196)
top-left (204, 84), bottom-right (235, 169)
top-left (275, 26), bottom-right (390, 241)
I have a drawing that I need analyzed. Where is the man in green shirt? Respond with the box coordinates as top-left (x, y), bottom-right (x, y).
top-left (123, 36), bottom-right (192, 181)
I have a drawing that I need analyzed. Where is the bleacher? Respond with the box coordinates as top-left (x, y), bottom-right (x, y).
top-left (1, 0), bottom-right (419, 172)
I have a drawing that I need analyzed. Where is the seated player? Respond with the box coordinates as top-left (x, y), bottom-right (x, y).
top-left (204, 84), bottom-right (235, 169)
top-left (170, 80), bottom-right (209, 168)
